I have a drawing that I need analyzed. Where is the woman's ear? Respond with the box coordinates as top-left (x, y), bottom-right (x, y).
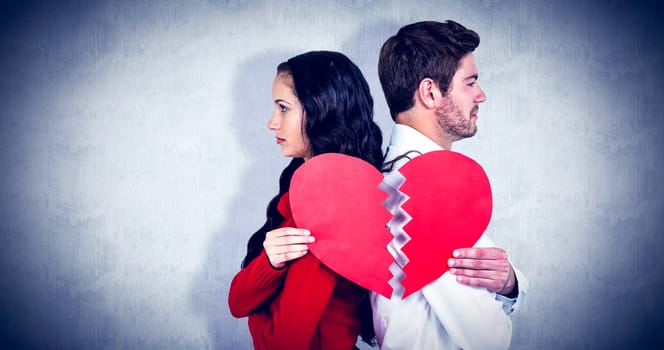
top-left (416, 77), bottom-right (440, 110)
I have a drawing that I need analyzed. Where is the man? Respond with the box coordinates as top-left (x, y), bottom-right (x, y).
top-left (371, 20), bottom-right (529, 349)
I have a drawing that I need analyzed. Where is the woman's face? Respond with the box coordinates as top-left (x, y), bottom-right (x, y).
top-left (267, 72), bottom-right (311, 160)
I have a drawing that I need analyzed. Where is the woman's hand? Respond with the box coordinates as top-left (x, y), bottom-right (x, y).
top-left (263, 228), bottom-right (315, 269)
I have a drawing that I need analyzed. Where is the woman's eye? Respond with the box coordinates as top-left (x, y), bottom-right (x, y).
top-left (279, 104), bottom-right (287, 113)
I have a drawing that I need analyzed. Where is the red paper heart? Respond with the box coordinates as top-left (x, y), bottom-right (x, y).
top-left (289, 153), bottom-right (394, 298)
top-left (398, 151), bottom-right (492, 297)
top-left (289, 150), bottom-right (492, 299)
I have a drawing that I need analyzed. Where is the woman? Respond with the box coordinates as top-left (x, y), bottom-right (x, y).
top-left (228, 51), bottom-right (383, 349)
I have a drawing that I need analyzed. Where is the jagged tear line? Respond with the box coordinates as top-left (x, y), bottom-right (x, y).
top-left (380, 169), bottom-right (411, 300)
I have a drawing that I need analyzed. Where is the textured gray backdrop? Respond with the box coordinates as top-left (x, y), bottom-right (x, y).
top-left (1, 1), bottom-right (663, 349)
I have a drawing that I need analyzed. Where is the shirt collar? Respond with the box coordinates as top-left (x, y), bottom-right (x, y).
top-left (386, 124), bottom-right (443, 161)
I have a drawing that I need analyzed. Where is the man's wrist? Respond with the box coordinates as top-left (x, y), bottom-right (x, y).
top-left (499, 276), bottom-right (519, 299)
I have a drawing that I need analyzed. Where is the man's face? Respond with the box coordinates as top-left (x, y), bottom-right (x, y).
top-left (435, 53), bottom-right (487, 141)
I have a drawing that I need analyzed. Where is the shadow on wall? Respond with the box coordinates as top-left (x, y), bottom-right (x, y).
top-left (189, 51), bottom-right (292, 349)
top-left (341, 20), bottom-right (402, 138)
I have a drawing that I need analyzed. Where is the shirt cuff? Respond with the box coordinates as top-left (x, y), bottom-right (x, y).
top-left (495, 267), bottom-right (528, 315)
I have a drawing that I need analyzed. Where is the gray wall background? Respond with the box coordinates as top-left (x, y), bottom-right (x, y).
top-left (1, 1), bottom-right (663, 349)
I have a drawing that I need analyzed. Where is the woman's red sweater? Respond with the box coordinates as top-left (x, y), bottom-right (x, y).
top-left (228, 192), bottom-right (363, 350)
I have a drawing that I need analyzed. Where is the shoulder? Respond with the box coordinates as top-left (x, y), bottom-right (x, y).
top-left (277, 192), bottom-right (292, 220)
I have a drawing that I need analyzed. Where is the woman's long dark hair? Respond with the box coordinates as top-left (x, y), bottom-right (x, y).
top-left (240, 51), bottom-right (383, 345)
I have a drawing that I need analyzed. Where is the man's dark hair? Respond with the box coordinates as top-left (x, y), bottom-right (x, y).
top-left (378, 20), bottom-right (480, 120)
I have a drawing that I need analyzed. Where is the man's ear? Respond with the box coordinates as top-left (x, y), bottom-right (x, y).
top-left (416, 77), bottom-right (440, 110)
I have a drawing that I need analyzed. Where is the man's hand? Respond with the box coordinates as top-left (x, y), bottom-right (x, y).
top-left (448, 247), bottom-right (516, 296)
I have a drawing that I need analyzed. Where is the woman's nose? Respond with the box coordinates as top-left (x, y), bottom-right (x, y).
top-left (267, 113), bottom-right (279, 130)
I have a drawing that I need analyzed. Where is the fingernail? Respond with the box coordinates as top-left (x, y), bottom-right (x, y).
top-left (304, 230), bottom-right (311, 235)
top-left (449, 268), bottom-right (457, 274)
top-left (453, 250), bottom-right (460, 257)
top-left (448, 259), bottom-right (455, 266)
top-left (308, 236), bottom-right (315, 243)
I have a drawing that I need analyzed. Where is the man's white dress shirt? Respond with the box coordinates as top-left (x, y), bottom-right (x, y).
top-left (371, 124), bottom-right (529, 350)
